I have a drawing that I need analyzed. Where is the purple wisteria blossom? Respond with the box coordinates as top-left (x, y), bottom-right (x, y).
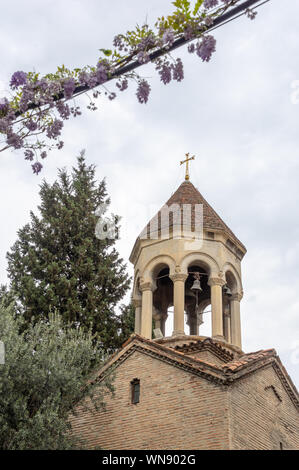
top-left (25, 120), bottom-right (38, 132)
top-left (0, 0), bottom-right (243, 174)
top-left (113, 34), bottom-right (125, 51)
top-left (86, 72), bottom-right (98, 89)
top-left (96, 63), bottom-right (108, 84)
top-left (196, 35), bottom-right (216, 62)
top-left (245, 8), bottom-right (257, 20)
top-left (0, 98), bottom-right (9, 112)
top-left (204, 0), bottom-right (219, 8)
top-left (116, 78), bottom-right (128, 91)
top-left (184, 25), bottom-right (195, 41)
top-left (138, 32), bottom-right (156, 51)
top-left (46, 119), bottom-right (63, 139)
top-left (10, 71), bottom-right (27, 89)
top-left (56, 141), bottom-right (64, 150)
top-left (0, 118), bottom-right (10, 133)
top-left (78, 71), bottom-right (90, 86)
top-left (24, 149), bottom-right (34, 161)
top-left (162, 29), bottom-right (175, 47)
top-left (6, 132), bottom-right (23, 149)
top-left (70, 106), bottom-right (81, 117)
top-left (136, 80), bottom-right (151, 104)
top-left (137, 51), bottom-right (150, 64)
top-left (157, 61), bottom-right (172, 85)
top-left (63, 78), bottom-right (76, 99)
top-left (172, 58), bottom-right (184, 82)
top-left (56, 101), bottom-right (71, 120)
top-left (204, 16), bottom-right (214, 27)
top-left (32, 161), bottom-right (43, 175)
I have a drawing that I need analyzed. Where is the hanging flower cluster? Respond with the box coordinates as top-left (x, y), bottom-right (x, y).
top-left (0, 0), bottom-right (257, 174)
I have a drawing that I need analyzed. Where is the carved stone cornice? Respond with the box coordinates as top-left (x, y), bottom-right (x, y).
top-left (208, 277), bottom-right (226, 287)
top-left (132, 298), bottom-right (142, 308)
top-left (231, 292), bottom-right (243, 302)
top-left (139, 281), bottom-right (154, 292)
top-left (169, 273), bottom-right (188, 283)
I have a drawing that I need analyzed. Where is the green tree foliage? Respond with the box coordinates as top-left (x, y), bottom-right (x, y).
top-left (117, 303), bottom-right (135, 346)
top-left (0, 302), bottom-right (112, 449)
top-left (0, 285), bottom-right (16, 309)
top-left (6, 152), bottom-right (131, 351)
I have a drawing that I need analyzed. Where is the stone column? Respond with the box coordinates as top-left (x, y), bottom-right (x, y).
top-left (140, 281), bottom-right (154, 339)
top-left (133, 298), bottom-right (142, 335)
top-left (223, 310), bottom-right (231, 343)
top-left (170, 273), bottom-right (188, 336)
top-left (189, 314), bottom-right (198, 336)
top-left (208, 277), bottom-right (225, 340)
top-left (230, 292), bottom-right (243, 349)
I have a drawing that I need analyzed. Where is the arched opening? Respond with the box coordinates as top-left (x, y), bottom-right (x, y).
top-left (225, 270), bottom-right (238, 294)
top-left (185, 264), bottom-right (210, 336)
top-left (199, 303), bottom-right (212, 337)
top-left (152, 265), bottom-right (173, 336)
top-left (222, 270), bottom-right (238, 343)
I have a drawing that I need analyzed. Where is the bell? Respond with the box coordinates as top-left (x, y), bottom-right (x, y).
top-left (191, 279), bottom-right (202, 292)
top-left (223, 285), bottom-right (232, 297)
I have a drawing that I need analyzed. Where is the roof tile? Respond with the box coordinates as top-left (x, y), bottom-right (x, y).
top-left (142, 181), bottom-right (245, 250)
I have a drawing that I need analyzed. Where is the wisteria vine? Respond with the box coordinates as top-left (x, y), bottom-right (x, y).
top-left (0, 0), bottom-right (258, 174)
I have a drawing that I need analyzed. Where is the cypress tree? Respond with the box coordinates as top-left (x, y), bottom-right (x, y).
top-left (6, 151), bottom-right (131, 351)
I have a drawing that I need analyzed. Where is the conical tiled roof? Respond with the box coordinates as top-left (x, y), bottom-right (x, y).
top-left (142, 180), bottom-right (246, 251)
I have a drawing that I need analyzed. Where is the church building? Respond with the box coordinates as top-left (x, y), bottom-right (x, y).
top-left (71, 158), bottom-right (299, 450)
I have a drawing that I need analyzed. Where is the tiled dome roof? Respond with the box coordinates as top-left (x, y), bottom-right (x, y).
top-left (141, 180), bottom-right (246, 251)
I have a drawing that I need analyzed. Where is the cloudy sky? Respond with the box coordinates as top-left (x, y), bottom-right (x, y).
top-left (0, 0), bottom-right (299, 387)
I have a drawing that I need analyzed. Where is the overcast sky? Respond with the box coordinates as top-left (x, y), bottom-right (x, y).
top-left (0, 0), bottom-right (298, 387)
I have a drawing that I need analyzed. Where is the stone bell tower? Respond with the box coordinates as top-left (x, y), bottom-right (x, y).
top-left (71, 158), bottom-right (299, 450)
top-left (129, 161), bottom-right (246, 350)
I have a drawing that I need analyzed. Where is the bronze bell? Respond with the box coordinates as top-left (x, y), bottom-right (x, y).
top-left (223, 285), bottom-right (232, 297)
top-left (191, 278), bottom-right (202, 292)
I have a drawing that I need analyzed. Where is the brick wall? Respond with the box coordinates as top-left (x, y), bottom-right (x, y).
top-left (70, 349), bottom-right (230, 450)
top-left (229, 365), bottom-right (299, 450)
top-left (186, 349), bottom-right (228, 366)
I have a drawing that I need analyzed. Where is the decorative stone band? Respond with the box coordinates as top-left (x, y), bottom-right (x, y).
top-left (231, 292), bottom-right (243, 302)
top-left (169, 273), bottom-right (188, 283)
top-left (139, 281), bottom-right (154, 292)
top-left (132, 298), bottom-right (142, 308)
top-left (153, 311), bottom-right (168, 321)
top-left (208, 277), bottom-right (226, 287)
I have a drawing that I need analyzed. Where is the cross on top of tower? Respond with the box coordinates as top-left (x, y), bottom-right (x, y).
top-left (180, 152), bottom-right (195, 181)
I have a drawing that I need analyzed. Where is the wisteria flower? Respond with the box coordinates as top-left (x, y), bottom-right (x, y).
top-left (63, 78), bottom-right (76, 99)
top-left (136, 80), bottom-right (151, 104)
top-left (32, 161), bottom-right (43, 175)
top-left (204, 0), bottom-right (219, 9)
top-left (10, 71), bottom-right (27, 89)
top-left (196, 35), bottom-right (216, 62)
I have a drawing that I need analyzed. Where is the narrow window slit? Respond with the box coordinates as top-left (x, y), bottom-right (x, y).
top-left (131, 378), bottom-right (140, 404)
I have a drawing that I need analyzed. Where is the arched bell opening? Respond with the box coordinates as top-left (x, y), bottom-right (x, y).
top-left (222, 270), bottom-right (238, 343)
top-left (185, 265), bottom-right (210, 336)
top-left (199, 302), bottom-right (212, 337)
top-left (152, 266), bottom-right (173, 337)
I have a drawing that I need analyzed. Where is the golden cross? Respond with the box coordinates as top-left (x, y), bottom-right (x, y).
top-left (180, 152), bottom-right (195, 181)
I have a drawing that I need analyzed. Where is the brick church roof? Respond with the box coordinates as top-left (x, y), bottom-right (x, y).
top-left (96, 335), bottom-right (299, 410)
top-left (142, 180), bottom-right (246, 251)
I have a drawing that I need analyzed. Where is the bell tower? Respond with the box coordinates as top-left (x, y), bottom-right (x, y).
top-left (129, 165), bottom-right (246, 351)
